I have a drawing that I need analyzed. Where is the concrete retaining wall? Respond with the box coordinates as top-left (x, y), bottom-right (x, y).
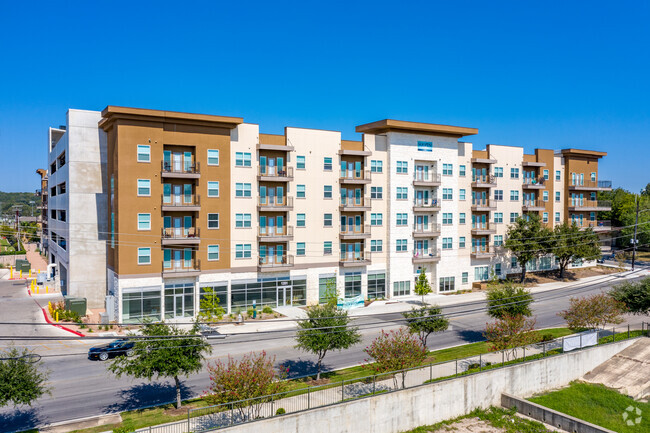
top-left (501, 393), bottom-right (615, 433)
top-left (0, 255), bottom-right (27, 266)
top-left (210, 338), bottom-right (638, 433)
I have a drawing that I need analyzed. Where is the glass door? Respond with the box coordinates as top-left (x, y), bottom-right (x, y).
top-left (268, 217), bottom-right (275, 235)
top-left (268, 187), bottom-right (275, 205)
top-left (277, 216), bottom-right (284, 234)
top-left (268, 158), bottom-right (276, 176)
top-left (163, 151), bottom-right (171, 171)
top-left (173, 217), bottom-right (182, 237)
top-left (173, 152), bottom-right (182, 172)
top-left (276, 245), bottom-right (284, 264)
top-left (173, 250), bottom-right (182, 270)
top-left (268, 246), bottom-right (275, 264)
top-left (173, 185), bottom-right (181, 204)
top-left (163, 184), bottom-right (171, 204)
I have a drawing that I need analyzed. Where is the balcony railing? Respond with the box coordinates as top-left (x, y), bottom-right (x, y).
top-left (340, 224), bottom-right (371, 238)
top-left (569, 179), bottom-right (613, 190)
top-left (340, 196), bottom-right (371, 208)
top-left (471, 199), bottom-right (496, 210)
top-left (568, 200), bottom-right (612, 210)
top-left (258, 166), bottom-right (294, 179)
top-left (522, 177), bottom-right (545, 187)
top-left (522, 199), bottom-right (545, 210)
top-left (413, 198), bottom-right (440, 210)
top-left (162, 227), bottom-right (200, 241)
top-left (161, 194), bottom-right (201, 208)
top-left (412, 249), bottom-right (440, 263)
top-left (471, 174), bottom-right (497, 186)
top-left (339, 169), bottom-right (371, 183)
top-left (258, 254), bottom-right (294, 269)
top-left (413, 222), bottom-right (441, 235)
top-left (471, 247), bottom-right (494, 257)
top-left (581, 220), bottom-right (612, 231)
top-left (162, 161), bottom-right (200, 175)
top-left (258, 196), bottom-right (294, 208)
top-left (471, 223), bottom-right (495, 233)
top-left (413, 172), bottom-right (441, 185)
top-left (339, 250), bottom-right (371, 264)
top-left (163, 258), bottom-right (201, 274)
top-left (258, 225), bottom-right (294, 238)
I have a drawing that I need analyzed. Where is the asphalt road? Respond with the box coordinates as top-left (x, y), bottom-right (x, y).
top-left (1, 269), bottom-right (648, 431)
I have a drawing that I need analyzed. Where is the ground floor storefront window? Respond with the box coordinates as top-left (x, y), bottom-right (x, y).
top-left (367, 273), bottom-right (386, 299)
top-left (199, 284), bottom-right (228, 314)
top-left (164, 282), bottom-right (194, 319)
top-left (231, 277), bottom-right (307, 311)
top-left (122, 287), bottom-right (161, 324)
top-left (345, 273), bottom-right (362, 298)
top-left (393, 280), bottom-right (410, 297)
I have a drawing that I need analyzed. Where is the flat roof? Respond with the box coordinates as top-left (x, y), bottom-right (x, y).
top-left (99, 106), bottom-right (243, 130)
top-left (560, 148), bottom-right (607, 158)
top-left (355, 119), bottom-right (478, 137)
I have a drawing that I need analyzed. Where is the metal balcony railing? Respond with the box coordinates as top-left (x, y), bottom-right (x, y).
top-left (340, 224), bottom-right (371, 236)
top-left (412, 249), bottom-right (439, 259)
top-left (472, 174), bottom-right (496, 185)
top-left (413, 198), bottom-right (440, 208)
top-left (258, 255), bottom-right (294, 266)
top-left (161, 227), bottom-right (200, 239)
top-left (258, 225), bottom-right (294, 237)
top-left (340, 196), bottom-right (371, 207)
top-left (162, 160), bottom-right (200, 174)
top-left (569, 200), bottom-right (612, 209)
top-left (522, 177), bottom-right (545, 185)
top-left (413, 223), bottom-right (441, 233)
top-left (258, 166), bottom-right (293, 178)
top-left (163, 258), bottom-right (200, 273)
top-left (258, 196), bottom-right (294, 207)
top-left (339, 250), bottom-right (371, 263)
top-left (569, 179), bottom-right (612, 189)
top-left (161, 194), bottom-right (201, 207)
top-left (413, 172), bottom-right (441, 183)
top-left (522, 199), bottom-right (545, 209)
top-left (339, 169), bottom-right (371, 181)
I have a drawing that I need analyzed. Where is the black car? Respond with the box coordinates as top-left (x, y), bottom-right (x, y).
top-left (88, 339), bottom-right (135, 361)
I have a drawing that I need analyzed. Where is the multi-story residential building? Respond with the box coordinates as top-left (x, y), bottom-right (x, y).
top-left (47, 107), bottom-right (612, 321)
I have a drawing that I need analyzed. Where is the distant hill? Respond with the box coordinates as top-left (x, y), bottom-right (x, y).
top-left (0, 191), bottom-right (39, 217)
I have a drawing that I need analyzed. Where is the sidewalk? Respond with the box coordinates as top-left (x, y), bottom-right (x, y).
top-left (25, 242), bottom-right (48, 271)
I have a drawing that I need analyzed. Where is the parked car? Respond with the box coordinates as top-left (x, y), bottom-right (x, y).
top-left (88, 339), bottom-right (135, 361)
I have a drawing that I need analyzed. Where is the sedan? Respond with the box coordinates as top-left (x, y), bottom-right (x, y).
top-left (88, 339), bottom-right (135, 361)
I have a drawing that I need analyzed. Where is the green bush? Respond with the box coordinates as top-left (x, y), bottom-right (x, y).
top-left (262, 305), bottom-right (273, 314)
top-left (275, 407), bottom-right (286, 415)
top-left (247, 308), bottom-right (255, 317)
top-left (467, 362), bottom-right (492, 370)
top-left (539, 333), bottom-right (554, 342)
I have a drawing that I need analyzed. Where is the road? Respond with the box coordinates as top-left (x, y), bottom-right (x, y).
top-left (0, 269), bottom-right (648, 431)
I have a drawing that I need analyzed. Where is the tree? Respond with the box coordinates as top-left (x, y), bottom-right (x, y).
top-left (610, 278), bottom-right (650, 316)
top-left (197, 287), bottom-right (226, 323)
top-left (485, 282), bottom-right (533, 319)
top-left (558, 294), bottom-right (625, 330)
top-left (504, 214), bottom-right (552, 282)
top-left (414, 268), bottom-right (432, 305)
top-left (108, 322), bottom-right (212, 409)
top-left (204, 351), bottom-right (288, 421)
top-left (0, 347), bottom-right (49, 407)
top-left (402, 305), bottom-right (449, 347)
top-left (295, 302), bottom-right (361, 380)
top-left (548, 223), bottom-right (601, 279)
top-left (364, 328), bottom-right (427, 389)
top-left (484, 314), bottom-right (538, 361)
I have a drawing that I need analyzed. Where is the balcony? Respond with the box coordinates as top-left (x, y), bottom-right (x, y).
top-left (340, 196), bottom-right (371, 212)
top-left (568, 180), bottom-right (613, 191)
top-left (567, 200), bottom-right (612, 211)
top-left (471, 157), bottom-right (497, 164)
top-left (471, 223), bottom-right (496, 235)
top-left (413, 172), bottom-right (441, 187)
top-left (471, 199), bottom-right (496, 211)
top-left (257, 225), bottom-right (294, 242)
top-left (161, 161), bottom-right (200, 179)
top-left (522, 199), bottom-right (546, 211)
top-left (522, 177), bottom-right (546, 189)
top-left (582, 220), bottom-right (612, 232)
top-left (161, 227), bottom-right (200, 245)
top-left (413, 198), bottom-right (441, 212)
top-left (471, 175), bottom-right (497, 188)
top-left (412, 223), bottom-right (441, 238)
top-left (339, 169), bottom-right (371, 184)
top-left (258, 196), bottom-right (294, 211)
top-left (339, 251), bottom-right (371, 267)
top-left (258, 166), bottom-right (293, 182)
top-left (471, 247), bottom-right (494, 259)
top-left (340, 224), bottom-right (371, 240)
top-left (256, 143), bottom-right (295, 152)
top-left (163, 258), bottom-right (201, 277)
top-left (161, 195), bottom-right (201, 212)
top-left (412, 249), bottom-right (441, 264)
top-left (522, 161), bottom-right (546, 167)
top-left (258, 254), bottom-right (294, 272)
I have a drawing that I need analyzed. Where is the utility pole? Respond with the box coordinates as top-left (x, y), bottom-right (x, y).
top-left (632, 196), bottom-right (639, 271)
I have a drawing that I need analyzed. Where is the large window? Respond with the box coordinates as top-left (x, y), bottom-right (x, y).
top-left (164, 283), bottom-right (194, 319)
top-left (510, 212), bottom-right (519, 223)
top-left (137, 145), bottom-right (150, 162)
top-left (296, 242), bottom-right (306, 256)
top-left (494, 212), bottom-right (503, 224)
top-left (510, 190), bottom-right (519, 201)
top-left (396, 213), bottom-right (408, 226)
top-left (232, 278), bottom-right (306, 310)
top-left (474, 266), bottom-right (489, 281)
top-left (510, 168), bottom-right (519, 179)
top-left (207, 149), bottom-right (219, 165)
top-left (396, 187), bottom-right (408, 200)
top-left (324, 185), bottom-right (332, 199)
top-left (442, 237), bottom-right (452, 250)
top-left (235, 183), bottom-right (251, 197)
top-left (442, 163), bottom-right (453, 176)
top-left (324, 213), bottom-right (332, 227)
top-left (396, 239), bottom-right (408, 252)
top-left (200, 284), bottom-right (228, 314)
top-left (393, 281), bottom-right (410, 297)
top-left (345, 273), bottom-right (362, 298)
top-left (319, 276), bottom-right (335, 303)
top-left (137, 179), bottom-right (150, 196)
top-left (494, 167), bottom-right (503, 177)
top-left (370, 239), bottom-right (382, 252)
top-left (442, 188), bottom-right (453, 200)
top-left (439, 277), bottom-right (455, 292)
top-left (235, 244), bottom-right (252, 259)
top-left (442, 213), bottom-right (452, 225)
top-left (235, 213), bottom-right (251, 228)
top-left (122, 287), bottom-right (161, 324)
top-left (235, 152), bottom-right (252, 167)
top-left (207, 181), bottom-right (219, 197)
top-left (494, 190), bottom-right (503, 201)
top-left (368, 273), bottom-right (386, 299)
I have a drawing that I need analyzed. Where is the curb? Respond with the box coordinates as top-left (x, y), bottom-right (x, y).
top-left (27, 287), bottom-right (85, 338)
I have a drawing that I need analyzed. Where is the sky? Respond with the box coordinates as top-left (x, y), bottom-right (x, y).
top-left (0, 0), bottom-right (648, 193)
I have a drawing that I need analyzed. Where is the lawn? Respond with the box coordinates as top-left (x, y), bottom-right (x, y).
top-left (529, 382), bottom-right (649, 433)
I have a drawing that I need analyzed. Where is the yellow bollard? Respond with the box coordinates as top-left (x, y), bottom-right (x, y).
top-left (36, 286), bottom-right (39, 295)
top-left (46, 286), bottom-right (49, 294)
top-left (9, 267), bottom-right (13, 279)
top-left (29, 269), bottom-right (32, 278)
top-left (56, 311), bottom-right (59, 322)
top-left (19, 270), bottom-right (22, 279)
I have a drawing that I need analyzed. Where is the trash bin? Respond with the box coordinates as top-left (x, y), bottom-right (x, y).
top-left (64, 296), bottom-right (87, 316)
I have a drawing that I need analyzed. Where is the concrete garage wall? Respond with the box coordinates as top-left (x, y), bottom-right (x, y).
top-left (211, 338), bottom-right (638, 433)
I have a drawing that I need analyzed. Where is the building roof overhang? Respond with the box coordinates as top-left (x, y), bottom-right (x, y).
top-left (99, 106), bottom-right (243, 131)
top-left (355, 119), bottom-right (478, 137)
top-left (560, 148), bottom-right (607, 159)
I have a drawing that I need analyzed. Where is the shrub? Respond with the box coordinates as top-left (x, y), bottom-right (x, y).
top-left (467, 362), bottom-right (492, 370)
top-left (275, 408), bottom-right (286, 415)
top-left (246, 308), bottom-right (255, 318)
top-left (262, 305), bottom-right (273, 315)
top-left (539, 333), bottom-right (554, 342)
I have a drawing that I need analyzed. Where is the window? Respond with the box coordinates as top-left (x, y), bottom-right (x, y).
top-left (137, 213), bottom-right (151, 231)
top-left (371, 186), bottom-right (383, 199)
top-left (322, 157), bottom-right (332, 171)
top-left (510, 212), bottom-right (519, 223)
top-left (235, 152), bottom-right (251, 167)
top-left (542, 169), bottom-right (549, 180)
top-left (58, 182), bottom-right (66, 194)
top-left (459, 165), bottom-right (466, 176)
top-left (591, 172), bottom-right (596, 181)
top-left (495, 264), bottom-right (501, 276)
top-left (455, 189), bottom-right (465, 202)
top-left (323, 241), bottom-right (332, 255)
top-left (58, 210), bottom-right (66, 222)
top-left (442, 237), bottom-right (452, 250)
top-left (396, 187), bottom-right (408, 200)
top-left (475, 266), bottom-right (489, 281)
top-left (368, 273), bottom-right (386, 300)
top-left (324, 213), bottom-right (333, 227)
top-left (393, 281), bottom-right (410, 297)
top-left (542, 212), bottom-right (549, 223)
top-left (207, 181), bottom-right (219, 197)
top-left (459, 213), bottom-right (466, 224)
top-left (370, 213), bottom-right (383, 226)
top-left (207, 149), bottom-right (219, 166)
top-left (443, 213), bottom-right (453, 225)
top-left (50, 209), bottom-right (56, 219)
top-left (510, 168), bottom-right (519, 179)
top-left (555, 170), bottom-right (561, 181)
top-left (235, 213), bottom-right (251, 228)
top-left (555, 191), bottom-right (561, 202)
top-left (439, 277), bottom-right (455, 292)
top-left (371, 160), bottom-right (383, 173)
top-left (345, 273), bottom-right (362, 298)
top-left (590, 211), bottom-right (596, 221)
top-left (296, 242), bottom-right (306, 256)
top-left (208, 213), bottom-right (219, 229)
top-left (208, 245), bottom-right (219, 261)
top-left (371, 239), bottom-right (383, 252)
top-left (555, 212), bottom-right (560, 223)
top-left (511, 257), bottom-right (518, 268)
top-left (296, 185), bottom-right (305, 198)
top-left (137, 248), bottom-right (151, 265)
top-left (396, 239), bottom-right (408, 252)
top-left (296, 156), bottom-right (305, 169)
top-left (494, 190), bottom-right (503, 201)
top-left (443, 163), bottom-right (453, 176)
top-left (442, 188), bottom-right (453, 200)
top-left (122, 287), bottom-right (162, 323)
top-left (235, 183), bottom-right (251, 197)
top-left (323, 185), bottom-right (332, 199)
top-left (396, 161), bottom-right (408, 174)
top-left (296, 214), bottom-right (306, 227)
top-left (137, 179), bottom-right (150, 196)
top-left (137, 145), bottom-right (150, 162)
top-left (494, 235), bottom-right (503, 246)
top-left (494, 167), bottom-right (503, 177)
top-left (494, 212), bottom-right (503, 223)
top-left (417, 141), bottom-right (433, 152)
top-left (396, 213), bottom-right (408, 226)
top-left (462, 272), bottom-right (468, 284)
top-left (510, 190), bottom-right (519, 201)
top-left (459, 237), bottom-right (466, 248)
top-left (590, 192), bottom-right (596, 201)
top-left (543, 191), bottom-right (549, 201)
top-left (235, 244), bottom-right (252, 259)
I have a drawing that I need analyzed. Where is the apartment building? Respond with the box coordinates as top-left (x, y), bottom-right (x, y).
top-left (48, 106), bottom-right (612, 322)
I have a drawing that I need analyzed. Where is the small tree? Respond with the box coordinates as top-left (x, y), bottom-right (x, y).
top-left (484, 314), bottom-right (538, 361)
top-left (549, 223), bottom-right (601, 279)
top-left (0, 347), bottom-right (50, 407)
top-left (204, 351), bottom-right (288, 421)
top-left (197, 287), bottom-right (226, 323)
top-left (486, 282), bottom-right (534, 319)
top-left (402, 305), bottom-right (449, 347)
top-left (610, 278), bottom-right (650, 316)
top-left (108, 322), bottom-right (212, 409)
top-left (414, 268), bottom-right (432, 305)
top-left (558, 293), bottom-right (625, 330)
top-left (364, 329), bottom-right (426, 389)
top-left (504, 215), bottom-right (552, 282)
top-left (295, 302), bottom-right (361, 380)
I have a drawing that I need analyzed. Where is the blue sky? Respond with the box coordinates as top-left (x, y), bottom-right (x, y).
top-left (0, 0), bottom-right (648, 193)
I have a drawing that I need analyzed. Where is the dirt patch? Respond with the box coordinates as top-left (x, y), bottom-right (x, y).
top-left (504, 265), bottom-right (623, 287)
top-left (304, 378), bottom-right (330, 386)
top-left (426, 417), bottom-right (506, 432)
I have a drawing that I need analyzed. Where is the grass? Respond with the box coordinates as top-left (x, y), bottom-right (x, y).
top-left (405, 406), bottom-right (554, 432)
top-left (529, 382), bottom-right (649, 433)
